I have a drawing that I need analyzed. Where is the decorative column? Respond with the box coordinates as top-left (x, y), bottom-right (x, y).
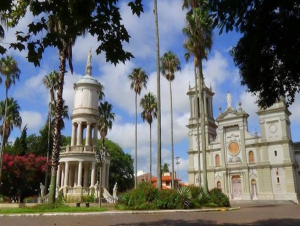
top-left (77, 122), bottom-right (83, 145)
top-left (84, 164), bottom-right (89, 187)
top-left (189, 96), bottom-right (193, 119)
top-left (93, 125), bottom-right (98, 146)
top-left (71, 123), bottom-right (77, 146)
top-left (239, 123), bottom-right (247, 165)
top-left (64, 162), bottom-right (69, 187)
top-left (91, 162), bottom-right (96, 186)
top-left (219, 126), bottom-right (226, 166)
top-left (56, 164), bottom-right (61, 187)
top-left (77, 161), bottom-right (83, 187)
top-left (61, 166), bottom-right (65, 187)
top-left (86, 123), bottom-right (91, 146)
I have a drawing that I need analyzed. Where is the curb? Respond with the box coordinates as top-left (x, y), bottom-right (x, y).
top-left (0, 207), bottom-right (240, 217)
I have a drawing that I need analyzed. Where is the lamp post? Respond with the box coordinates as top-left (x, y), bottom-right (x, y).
top-left (95, 148), bottom-right (107, 208)
top-left (175, 156), bottom-right (180, 180)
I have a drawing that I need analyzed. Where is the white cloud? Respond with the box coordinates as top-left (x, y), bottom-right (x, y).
top-left (20, 111), bottom-right (43, 132)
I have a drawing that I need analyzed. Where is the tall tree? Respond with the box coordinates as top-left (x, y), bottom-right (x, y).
top-left (128, 67), bottom-right (148, 188)
top-left (19, 125), bottom-right (28, 156)
top-left (98, 101), bottom-right (115, 149)
top-left (0, 0), bottom-right (11, 54)
top-left (5, 0), bottom-right (143, 204)
top-left (0, 55), bottom-right (21, 185)
top-left (104, 139), bottom-right (134, 193)
top-left (43, 70), bottom-right (58, 192)
top-left (154, 0), bottom-right (162, 191)
top-left (210, 0), bottom-right (300, 108)
top-left (161, 163), bottom-right (170, 173)
top-left (160, 51), bottom-right (180, 189)
top-left (183, 0), bottom-right (213, 193)
top-left (140, 92), bottom-right (157, 183)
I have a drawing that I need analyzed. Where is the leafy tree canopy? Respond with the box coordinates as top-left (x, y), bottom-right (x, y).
top-left (101, 139), bottom-right (134, 193)
top-left (2, 0), bottom-right (143, 65)
top-left (0, 153), bottom-right (47, 203)
top-left (210, 0), bottom-right (300, 107)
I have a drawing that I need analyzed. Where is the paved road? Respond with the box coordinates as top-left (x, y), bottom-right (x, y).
top-left (1, 204), bottom-right (300, 226)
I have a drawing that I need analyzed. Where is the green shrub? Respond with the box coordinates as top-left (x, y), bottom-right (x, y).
top-left (118, 182), bottom-right (158, 210)
top-left (82, 194), bottom-right (95, 203)
top-left (154, 189), bottom-right (180, 209)
top-left (177, 187), bottom-right (192, 209)
top-left (208, 188), bottom-right (230, 207)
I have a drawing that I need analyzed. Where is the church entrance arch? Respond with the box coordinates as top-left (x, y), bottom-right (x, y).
top-left (231, 175), bottom-right (242, 199)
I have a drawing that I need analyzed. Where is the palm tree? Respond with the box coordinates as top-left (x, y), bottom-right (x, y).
top-left (154, 0), bottom-right (162, 191)
top-left (0, 56), bottom-right (21, 185)
top-left (160, 51), bottom-right (180, 189)
top-left (47, 15), bottom-right (76, 204)
top-left (140, 92), bottom-right (157, 183)
top-left (43, 70), bottom-right (69, 191)
top-left (182, 0), bottom-right (213, 193)
top-left (0, 98), bottom-right (22, 143)
top-left (98, 101), bottom-right (115, 149)
top-left (128, 67), bottom-right (148, 188)
top-left (0, 98), bottom-right (22, 183)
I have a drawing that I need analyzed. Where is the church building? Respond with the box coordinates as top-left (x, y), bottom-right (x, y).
top-left (187, 84), bottom-right (300, 203)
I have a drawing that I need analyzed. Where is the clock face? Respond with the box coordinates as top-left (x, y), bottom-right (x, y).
top-left (228, 142), bottom-right (240, 156)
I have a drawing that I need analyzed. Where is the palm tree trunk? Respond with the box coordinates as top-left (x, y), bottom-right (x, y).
top-left (44, 111), bottom-right (51, 193)
top-left (169, 80), bottom-right (175, 189)
top-left (154, 0), bottom-right (162, 191)
top-left (48, 49), bottom-right (66, 204)
top-left (134, 92), bottom-right (137, 188)
top-left (149, 123), bottom-right (152, 183)
top-left (0, 88), bottom-right (8, 185)
top-left (198, 60), bottom-right (208, 194)
top-left (194, 64), bottom-right (201, 187)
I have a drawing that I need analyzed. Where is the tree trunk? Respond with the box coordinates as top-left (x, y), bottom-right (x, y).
top-left (45, 112), bottom-right (51, 192)
top-left (198, 60), bottom-right (208, 194)
top-left (48, 49), bottom-right (66, 204)
top-left (134, 92), bottom-right (137, 188)
top-left (149, 123), bottom-right (152, 183)
top-left (169, 80), bottom-right (174, 189)
top-left (154, 0), bottom-right (162, 191)
top-left (194, 64), bottom-right (201, 187)
top-left (0, 88), bottom-right (8, 185)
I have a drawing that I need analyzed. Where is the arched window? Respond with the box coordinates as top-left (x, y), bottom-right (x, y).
top-left (249, 151), bottom-right (255, 163)
top-left (215, 154), bottom-right (220, 167)
top-left (217, 181), bottom-right (221, 190)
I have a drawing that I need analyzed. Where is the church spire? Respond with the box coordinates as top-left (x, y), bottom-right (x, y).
top-left (86, 49), bottom-right (92, 76)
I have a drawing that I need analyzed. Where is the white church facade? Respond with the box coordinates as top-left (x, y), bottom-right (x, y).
top-left (187, 85), bottom-right (300, 203)
top-left (55, 51), bottom-right (111, 202)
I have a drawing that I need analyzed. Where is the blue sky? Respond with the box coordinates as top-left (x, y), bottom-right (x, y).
top-left (1, 0), bottom-right (300, 183)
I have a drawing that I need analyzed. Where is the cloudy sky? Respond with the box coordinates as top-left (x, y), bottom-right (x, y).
top-left (1, 0), bottom-right (300, 183)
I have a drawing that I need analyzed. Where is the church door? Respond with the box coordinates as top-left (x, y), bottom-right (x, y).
top-left (231, 176), bottom-right (242, 199)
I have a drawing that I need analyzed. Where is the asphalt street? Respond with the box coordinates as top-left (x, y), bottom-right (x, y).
top-left (0, 203), bottom-right (299, 226)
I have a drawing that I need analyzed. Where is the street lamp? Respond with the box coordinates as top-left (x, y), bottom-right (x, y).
top-left (175, 156), bottom-right (180, 180)
top-left (95, 147), bottom-right (108, 208)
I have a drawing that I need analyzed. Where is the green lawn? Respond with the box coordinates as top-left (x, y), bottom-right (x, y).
top-left (0, 204), bottom-right (107, 214)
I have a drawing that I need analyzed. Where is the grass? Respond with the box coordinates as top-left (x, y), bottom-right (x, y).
top-left (0, 203), bottom-right (107, 214)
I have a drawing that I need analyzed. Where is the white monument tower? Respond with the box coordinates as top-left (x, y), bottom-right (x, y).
top-left (56, 50), bottom-right (110, 201)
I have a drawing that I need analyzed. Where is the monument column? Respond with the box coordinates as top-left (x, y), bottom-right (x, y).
top-left (93, 124), bottom-right (98, 146)
top-left (84, 164), bottom-right (89, 187)
top-left (91, 162), bottom-right (96, 186)
top-left (71, 123), bottom-right (77, 146)
top-left (64, 162), bottom-right (69, 187)
top-left (86, 123), bottom-right (91, 146)
top-left (56, 165), bottom-right (61, 187)
top-left (77, 122), bottom-right (83, 145)
top-left (77, 161), bottom-right (83, 187)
